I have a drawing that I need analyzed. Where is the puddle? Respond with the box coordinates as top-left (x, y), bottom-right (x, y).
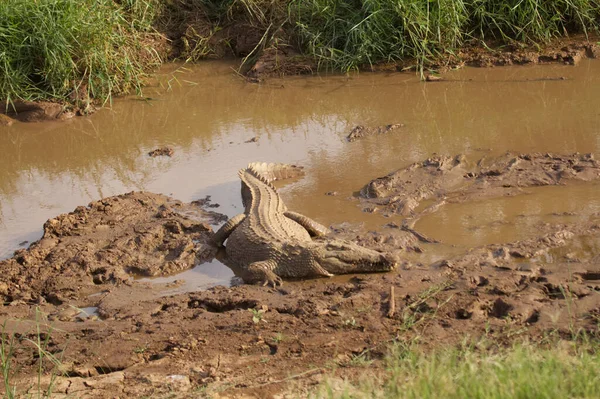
top-left (544, 235), bottom-right (600, 265)
top-left (1, 59), bottom-right (600, 290)
top-left (138, 259), bottom-right (235, 295)
top-left (77, 307), bottom-right (100, 319)
top-left (414, 182), bottom-right (600, 247)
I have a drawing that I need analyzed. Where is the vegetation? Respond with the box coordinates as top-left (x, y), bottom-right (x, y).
top-left (1, 310), bottom-right (65, 399)
top-left (314, 339), bottom-right (600, 398)
top-left (290, 0), bottom-right (600, 71)
top-left (1, 0), bottom-right (599, 105)
top-left (0, 0), bottom-right (161, 107)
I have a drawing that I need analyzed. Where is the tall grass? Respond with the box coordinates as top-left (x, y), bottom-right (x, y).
top-left (315, 340), bottom-right (600, 398)
top-left (1, 0), bottom-right (599, 104)
top-left (290, 0), bottom-right (600, 71)
top-left (0, 0), bottom-right (161, 106)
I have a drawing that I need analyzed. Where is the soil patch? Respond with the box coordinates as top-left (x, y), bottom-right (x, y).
top-left (1, 154), bottom-right (599, 398)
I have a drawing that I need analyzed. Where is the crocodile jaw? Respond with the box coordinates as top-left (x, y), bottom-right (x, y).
top-left (311, 239), bottom-right (397, 274)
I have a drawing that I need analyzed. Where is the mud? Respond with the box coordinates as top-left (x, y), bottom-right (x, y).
top-left (252, 37), bottom-right (600, 78)
top-left (0, 100), bottom-right (76, 123)
top-left (458, 40), bottom-right (600, 68)
top-left (1, 153), bottom-right (599, 398)
top-left (0, 192), bottom-right (223, 306)
top-left (361, 152), bottom-right (600, 218)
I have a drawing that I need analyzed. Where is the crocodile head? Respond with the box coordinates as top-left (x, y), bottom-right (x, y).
top-left (310, 239), bottom-right (397, 274)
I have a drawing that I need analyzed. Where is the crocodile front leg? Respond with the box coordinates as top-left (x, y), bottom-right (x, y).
top-left (247, 260), bottom-right (283, 287)
top-left (213, 213), bottom-right (246, 247)
top-left (284, 211), bottom-right (330, 237)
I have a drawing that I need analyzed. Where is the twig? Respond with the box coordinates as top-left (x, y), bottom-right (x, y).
top-left (387, 285), bottom-right (395, 318)
top-left (252, 367), bottom-right (323, 388)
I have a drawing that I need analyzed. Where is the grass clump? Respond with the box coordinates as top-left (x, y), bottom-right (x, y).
top-left (0, 0), bottom-right (162, 106)
top-left (289, 0), bottom-right (600, 72)
top-left (1, 310), bottom-right (66, 399)
top-left (314, 340), bottom-right (600, 398)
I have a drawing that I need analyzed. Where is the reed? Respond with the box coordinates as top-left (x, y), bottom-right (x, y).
top-left (289, 0), bottom-right (600, 71)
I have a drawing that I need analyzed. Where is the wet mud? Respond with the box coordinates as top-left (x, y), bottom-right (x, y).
top-left (0, 100), bottom-right (77, 123)
top-left (457, 40), bottom-right (600, 68)
top-left (361, 152), bottom-right (600, 218)
top-left (1, 152), bottom-right (599, 398)
top-left (3, 54), bottom-right (600, 398)
top-left (0, 192), bottom-right (223, 306)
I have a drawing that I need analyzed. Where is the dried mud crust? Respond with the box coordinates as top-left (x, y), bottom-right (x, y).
top-left (0, 191), bottom-right (224, 306)
top-left (360, 152), bottom-right (600, 217)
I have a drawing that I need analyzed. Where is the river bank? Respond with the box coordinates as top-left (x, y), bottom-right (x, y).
top-left (1, 0), bottom-right (600, 123)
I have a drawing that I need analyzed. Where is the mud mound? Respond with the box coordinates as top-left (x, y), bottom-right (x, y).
top-left (361, 152), bottom-right (600, 216)
top-left (0, 192), bottom-right (224, 305)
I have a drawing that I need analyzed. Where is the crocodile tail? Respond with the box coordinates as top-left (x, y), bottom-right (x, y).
top-left (242, 162), bottom-right (305, 185)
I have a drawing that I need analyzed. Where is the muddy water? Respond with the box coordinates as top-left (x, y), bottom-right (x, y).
top-left (415, 181), bottom-right (600, 247)
top-left (1, 60), bottom-right (600, 289)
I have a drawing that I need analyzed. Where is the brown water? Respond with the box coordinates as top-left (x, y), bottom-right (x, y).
top-left (1, 60), bottom-right (600, 288)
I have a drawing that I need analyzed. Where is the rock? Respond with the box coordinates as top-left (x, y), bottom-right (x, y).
top-left (148, 147), bottom-right (174, 157)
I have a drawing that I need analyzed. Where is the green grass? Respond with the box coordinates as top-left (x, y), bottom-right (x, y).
top-left (1, 0), bottom-right (599, 105)
top-left (1, 309), bottom-right (65, 399)
top-left (314, 339), bottom-right (600, 398)
top-left (0, 0), bottom-right (161, 107)
top-left (290, 0), bottom-right (600, 72)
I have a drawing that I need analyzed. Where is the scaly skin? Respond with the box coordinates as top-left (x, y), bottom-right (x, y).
top-left (214, 163), bottom-right (397, 286)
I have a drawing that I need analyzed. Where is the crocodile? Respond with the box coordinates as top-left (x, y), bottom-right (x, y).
top-left (214, 162), bottom-right (397, 286)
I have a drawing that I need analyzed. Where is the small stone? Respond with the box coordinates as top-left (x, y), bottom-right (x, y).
top-left (148, 147), bottom-right (174, 157)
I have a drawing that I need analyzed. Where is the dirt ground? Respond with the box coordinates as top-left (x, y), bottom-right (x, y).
top-left (1, 153), bottom-right (599, 398)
